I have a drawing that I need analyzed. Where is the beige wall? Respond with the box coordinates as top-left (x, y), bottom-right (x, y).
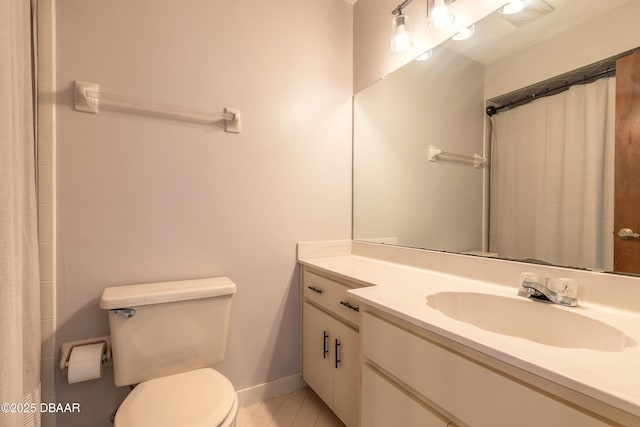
top-left (54, 1), bottom-right (352, 425)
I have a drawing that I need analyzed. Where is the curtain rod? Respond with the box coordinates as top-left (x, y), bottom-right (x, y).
top-left (486, 67), bottom-right (616, 117)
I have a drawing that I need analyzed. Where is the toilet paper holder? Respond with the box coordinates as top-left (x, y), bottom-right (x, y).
top-left (59, 336), bottom-right (112, 374)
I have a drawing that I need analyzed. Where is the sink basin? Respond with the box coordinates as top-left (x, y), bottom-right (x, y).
top-left (426, 292), bottom-right (635, 352)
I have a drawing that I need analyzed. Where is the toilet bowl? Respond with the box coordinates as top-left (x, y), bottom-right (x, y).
top-left (114, 368), bottom-right (237, 427)
top-left (100, 277), bottom-right (238, 427)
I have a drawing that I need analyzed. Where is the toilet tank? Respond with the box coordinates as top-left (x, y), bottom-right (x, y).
top-left (100, 277), bottom-right (236, 387)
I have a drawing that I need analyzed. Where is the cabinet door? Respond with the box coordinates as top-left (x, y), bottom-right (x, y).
top-left (362, 364), bottom-right (450, 427)
top-left (332, 318), bottom-right (360, 427)
top-left (302, 302), bottom-right (333, 406)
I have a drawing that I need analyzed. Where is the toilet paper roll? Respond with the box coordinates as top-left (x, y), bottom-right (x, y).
top-left (68, 343), bottom-right (105, 384)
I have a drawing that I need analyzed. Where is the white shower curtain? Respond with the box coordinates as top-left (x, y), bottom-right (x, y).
top-left (0, 1), bottom-right (42, 426)
top-left (490, 77), bottom-right (615, 271)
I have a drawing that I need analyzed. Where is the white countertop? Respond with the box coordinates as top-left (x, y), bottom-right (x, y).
top-left (298, 252), bottom-right (640, 419)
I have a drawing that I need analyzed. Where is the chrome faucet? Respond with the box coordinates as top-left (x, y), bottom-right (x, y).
top-left (518, 276), bottom-right (578, 307)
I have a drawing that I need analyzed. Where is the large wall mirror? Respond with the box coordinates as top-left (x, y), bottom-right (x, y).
top-left (353, 0), bottom-right (640, 275)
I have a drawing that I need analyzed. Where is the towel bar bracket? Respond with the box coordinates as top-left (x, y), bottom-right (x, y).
top-left (74, 80), bottom-right (99, 114)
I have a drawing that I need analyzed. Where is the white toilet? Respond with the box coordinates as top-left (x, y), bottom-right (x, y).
top-left (100, 277), bottom-right (238, 427)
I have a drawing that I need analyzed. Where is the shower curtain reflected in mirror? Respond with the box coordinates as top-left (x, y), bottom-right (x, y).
top-left (0, 1), bottom-right (41, 426)
top-left (490, 77), bottom-right (615, 271)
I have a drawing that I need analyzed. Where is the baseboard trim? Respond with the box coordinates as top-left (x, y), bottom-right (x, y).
top-left (236, 373), bottom-right (307, 408)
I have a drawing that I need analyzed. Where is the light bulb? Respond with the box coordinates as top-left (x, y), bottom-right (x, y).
top-left (415, 50), bottom-right (433, 61)
top-left (452, 24), bottom-right (475, 41)
top-left (502, 0), bottom-right (529, 15)
top-left (391, 13), bottom-right (413, 53)
top-left (432, 0), bottom-right (448, 19)
top-left (429, 0), bottom-right (454, 29)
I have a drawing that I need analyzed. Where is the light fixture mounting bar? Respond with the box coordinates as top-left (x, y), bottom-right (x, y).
top-left (391, 0), bottom-right (414, 15)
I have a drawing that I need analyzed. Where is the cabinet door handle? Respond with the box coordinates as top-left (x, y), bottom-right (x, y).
top-left (335, 338), bottom-right (341, 368)
top-left (323, 331), bottom-right (329, 359)
top-left (308, 285), bottom-right (324, 294)
top-left (340, 300), bottom-right (359, 312)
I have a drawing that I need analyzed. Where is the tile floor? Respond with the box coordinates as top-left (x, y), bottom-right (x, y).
top-left (236, 387), bottom-right (347, 427)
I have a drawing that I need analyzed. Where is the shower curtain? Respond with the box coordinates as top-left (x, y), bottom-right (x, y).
top-left (0, 1), bottom-right (42, 426)
top-left (490, 77), bottom-right (615, 271)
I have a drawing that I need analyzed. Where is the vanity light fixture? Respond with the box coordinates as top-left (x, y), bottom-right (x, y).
top-left (428, 0), bottom-right (454, 29)
top-left (502, 0), bottom-right (530, 15)
top-left (452, 24), bottom-right (475, 40)
top-left (415, 50), bottom-right (433, 61)
top-left (391, 0), bottom-right (415, 53)
top-left (391, 11), bottom-right (413, 52)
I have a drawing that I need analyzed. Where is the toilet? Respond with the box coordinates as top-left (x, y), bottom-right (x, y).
top-left (100, 277), bottom-right (238, 427)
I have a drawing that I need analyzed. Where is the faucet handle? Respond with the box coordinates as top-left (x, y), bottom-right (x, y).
top-left (554, 278), bottom-right (578, 298)
top-left (518, 272), bottom-right (545, 299)
top-left (519, 272), bottom-right (538, 287)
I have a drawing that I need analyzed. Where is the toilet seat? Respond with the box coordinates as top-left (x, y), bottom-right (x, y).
top-left (115, 368), bottom-right (236, 427)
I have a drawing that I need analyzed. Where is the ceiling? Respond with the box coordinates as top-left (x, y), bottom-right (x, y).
top-left (445, 0), bottom-right (633, 65)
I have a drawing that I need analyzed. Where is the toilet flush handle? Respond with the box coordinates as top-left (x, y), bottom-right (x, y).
top-left (110, 308), bottom-right (136, 318)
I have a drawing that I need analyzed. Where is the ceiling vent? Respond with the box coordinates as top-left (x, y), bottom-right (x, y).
top-left (499, 0), bottom-right (555, 27)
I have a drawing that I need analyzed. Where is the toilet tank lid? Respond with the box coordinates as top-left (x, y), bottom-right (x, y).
top-left (100, 277), bottom-right (237, 309)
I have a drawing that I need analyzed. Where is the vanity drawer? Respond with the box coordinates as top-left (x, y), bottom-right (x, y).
top-left (362, 363), bottom-right (452, 427)
top-left (361, 312), bottom-right (607, 427)
top-left (303, 269), bottom-right (361, 326)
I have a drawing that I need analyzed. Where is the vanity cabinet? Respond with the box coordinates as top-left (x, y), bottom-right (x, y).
top-left (361, 309), bottom-right (613, 427)
top-left (362, 363), bottom-right (457, 427)
top-left (301, 268), bottom-right (362, 427)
